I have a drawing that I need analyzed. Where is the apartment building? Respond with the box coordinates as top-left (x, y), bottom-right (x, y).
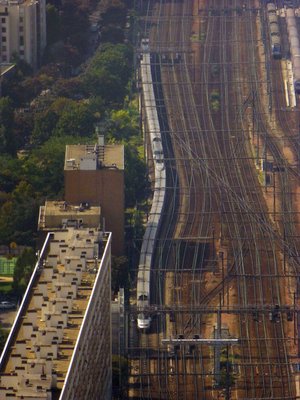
top-left (38, 200), bottom-right (102, 231)
top-left (0, 0), bottom-right (46, 69)
top-left (0, 227), bottom-right (112, 399)
top-left (64, 138), bottom-right (125, 256)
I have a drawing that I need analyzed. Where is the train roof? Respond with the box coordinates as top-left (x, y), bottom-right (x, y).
top-left (266, 3), bottom-right (276, 13)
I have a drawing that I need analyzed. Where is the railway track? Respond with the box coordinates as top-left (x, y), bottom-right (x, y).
top-left (128, 0), bottom-right (300, 398)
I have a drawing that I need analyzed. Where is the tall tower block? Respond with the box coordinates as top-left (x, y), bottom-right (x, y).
top-left (64, 142), bottom-right (124, 256)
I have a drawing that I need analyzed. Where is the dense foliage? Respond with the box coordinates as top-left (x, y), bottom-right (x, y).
top-left (0, 328), bottom-right (9, 354)
top-left (13, 248), bottom-right (36, 294)
top-left (0, 0), bottom-right (147, 295)
top-left (0, 10), bottom-right (146, 393)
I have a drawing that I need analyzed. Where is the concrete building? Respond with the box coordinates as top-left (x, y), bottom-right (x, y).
top-left (64, 140), bottom-right (124, 256)
top-left (0, 0), bottom-right (46, 69)
top-left (0, 227), bottom-right (112, 399)
top-left (38, 200), bottom-right (101, 231)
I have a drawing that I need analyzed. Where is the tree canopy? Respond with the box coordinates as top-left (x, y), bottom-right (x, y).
top-left (0, 0), bottom-right (149, 302)
top-left (84, 44), bottom-right (133, 105)
top-left (0, 97), bottom-right (16, 154)
top-left (13, 248), bottom-right (36, 294)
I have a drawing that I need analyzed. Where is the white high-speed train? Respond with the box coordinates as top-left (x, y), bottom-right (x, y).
top-left (285, 6), bottom-right (300, 93)
top-left (136, 39), bottom-right (166, 329)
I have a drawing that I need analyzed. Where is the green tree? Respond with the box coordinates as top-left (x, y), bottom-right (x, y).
top-left (53, 78), bottom-right (87, 100)
top-left (124, 142), bottom-right (149, 207)
top-left (31, 109), bottom-right (58, 145)
top-left (59, 0), bottom-right (89, 63)
top-left (1, 52), bottom-right (31, 105)
top-left (61, 0), bottom-right (89, 39)
top-left (100, 25), bottom-right (124, 44)
top-left (13, 247), bottom-right (36, 294)
top-left (14, 112), bottom-right (34, 149)
top-left (86, 96), bottom-right (105, 120)
top-left (0, 155), bottom-right (22, 193)
top-left (54, 102), bottom-right (95, 137)
top-left (0, 126), bottom-right (8, 153)
top-left (84, 44), bottom-right (133, 104)
top-left (10, 54), bottom-right (32, 77)
top-left (0, 181), bottom-right (39, 246)
top-left (100, 0), bottom-right (126, 44)
top-left (0, 328), bottom-right (9, 353)
top-left (10, 181), bottom-right (40, 244)
top-left (0, 201), bottom-right (14, 245)
top-left (50, 97), bottom-right (75, 114)
top-left (93, 44), bottom-right (132, 85)
top-left (101, 0), bottom-right (126, 25)
top-left (108, 108), bottom-right (139, 141)
top-left (25, 135), bottom-right (80, 196)
top-left (46, 4), bottom-right (61, 45)
top-left (31, 97), bottom-right (93, 145)
top-left (0, 97), bottom-right (16, 154)
top-left (111, 255), bottom-right (128, 293)
top-left (20, 76), bottom-right (43, 100)
top-left (84, 67), bottom-right (125, 104)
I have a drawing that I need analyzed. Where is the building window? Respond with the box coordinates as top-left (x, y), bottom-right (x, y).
top-left (1, 17), bottom-right (5, 23)
top-left (2, 36), bottom-right (6, 42)
top-left (2, 46), bottom-right (6, 51)
top-left (2, 55), bottom-right (7, 61)
top-left (19, 17), bottom-right (23, 23)
top-left (1, 27), bottom-right (5, 33)
top-left (19, 26), bottom-right (23, 32)
top-left (20, 50), bottom-right (24, 55)
top-left (20, 36), bottom-right (24, 45)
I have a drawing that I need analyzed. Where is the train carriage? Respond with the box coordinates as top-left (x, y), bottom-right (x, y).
top-left (286, 7), bottom-right (300, 93)
top-left (267, 2), bottom-right (276, 13)
top-left (266, 3), bottom-right (282, 58)
top-left (137, 40), bottom-right (167, 329)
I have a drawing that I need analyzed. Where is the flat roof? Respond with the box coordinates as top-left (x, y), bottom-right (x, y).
top-left (0, 228), bottom-right (110, 397)
top-left (64, 144), bottom-right (124, 171)
top-left (43, 201), bottom-right (100, 217)
top-left (38, 201), bottom-right (101, 230)
top-left (0, 0), bottom-right (33, 6)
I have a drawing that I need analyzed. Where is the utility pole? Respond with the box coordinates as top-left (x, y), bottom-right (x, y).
top-left (162, 310), bottom-right (238, 392)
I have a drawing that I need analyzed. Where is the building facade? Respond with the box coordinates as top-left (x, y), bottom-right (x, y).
top-left (0, 228), bottom-right (112, 399)
top-left (0, 0), bottom-right (46, 69)
top-left (64, 141), bottom-right (125, 256)
top-left (38, 200), bottom-right (102, 231)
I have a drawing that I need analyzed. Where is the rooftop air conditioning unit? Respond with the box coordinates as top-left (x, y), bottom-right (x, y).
top-left (66, 159), bottom-right (76, 168)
